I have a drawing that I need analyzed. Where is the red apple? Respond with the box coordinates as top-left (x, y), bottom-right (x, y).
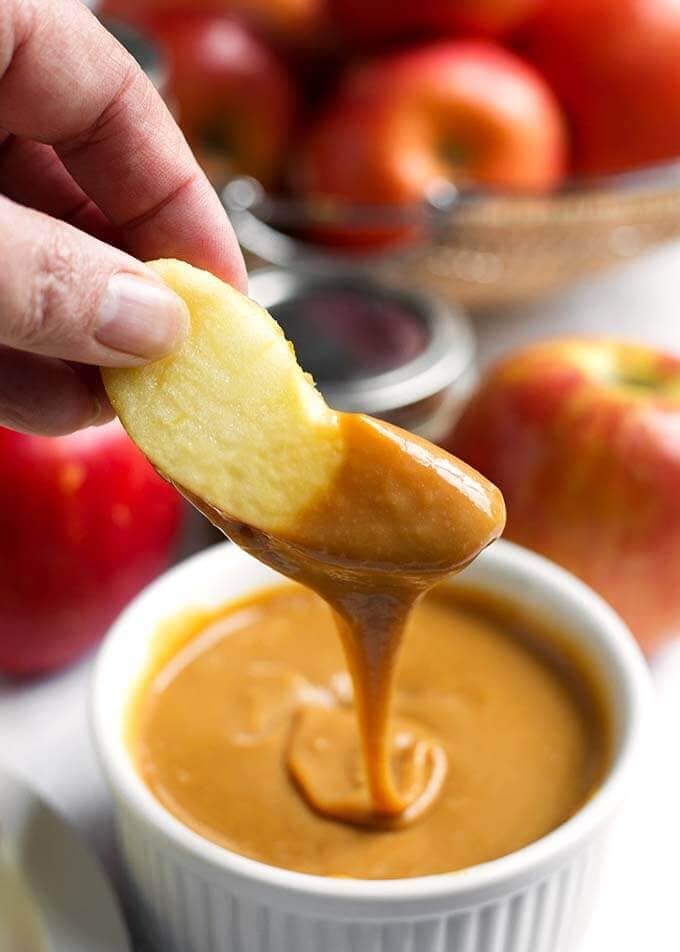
top-left (330, 0), bottom-right (542, 42)
top-left (524, 0), bottom-right (680, 176)
top-left (148, 13), bottom-right (298, 188)
top-left (297, 41), bottom-right (567, 247)
top-left (0, 421), bottom-right (182, 676)
top-left (219, 0), bottom-right (329, 53)
top-left (100, 0), bottom-right (223, 35)
top-left (446, 339), bottom-right (680, 655)
top-left (100, 0), bottom-right (327, 54)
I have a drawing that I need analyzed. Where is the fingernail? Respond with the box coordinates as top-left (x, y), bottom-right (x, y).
top-left (96, 273), bottom-right (189, 361)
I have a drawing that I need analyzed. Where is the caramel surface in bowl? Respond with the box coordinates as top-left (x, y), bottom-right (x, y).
top-left (130, 582), bottom-right (610, 879)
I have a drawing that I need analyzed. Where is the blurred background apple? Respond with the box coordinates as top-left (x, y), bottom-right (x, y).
top-left (150, 12), bottom-right (298, 188)
top-left (0, 422), bottom-right (182, 676)
top-left (330, 0), bottom-right (542, 41)
top-left (101, 0), bottom-right (327, 48)
top-left (523, 0), bottom-right (680, 176)
top-left (447, 339), bottom-right (680, 656)
top-left (297, 41), bottom-right (566, 247)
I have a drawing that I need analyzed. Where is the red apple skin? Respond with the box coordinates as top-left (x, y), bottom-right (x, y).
top-left (213, 0), bottom-right (330, 55)
top-left (297, 41), bottom-right (567, 247)
top-left (523, 0), bottom-right (680, 176)
top-left (147, 13), bottom-right (298, 188)
top-left (0, 422), bottom-right (182, 677)
top-left (446, 339), bottom-right (680, 656)
top-left (100, 0), bottom-right (327, 55)
top-left (330, 0), bottom-right (541, 42)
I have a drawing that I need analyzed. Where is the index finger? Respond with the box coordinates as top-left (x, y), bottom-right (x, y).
top-left (0, 0), bottom-right (246, 289)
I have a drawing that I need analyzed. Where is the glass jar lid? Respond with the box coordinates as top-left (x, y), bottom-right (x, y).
top-left (248, 268), bottom-right (477, 440)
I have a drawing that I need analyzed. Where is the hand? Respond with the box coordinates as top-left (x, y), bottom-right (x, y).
top-left (0, 0), bottom-right (247, 436)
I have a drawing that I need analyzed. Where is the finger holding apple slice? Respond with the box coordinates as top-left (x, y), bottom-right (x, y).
top-left (103, 259), bottom-right (504, 578)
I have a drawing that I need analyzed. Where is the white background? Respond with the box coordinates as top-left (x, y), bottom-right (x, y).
top-left (2, 242), bottom-right (680, 950)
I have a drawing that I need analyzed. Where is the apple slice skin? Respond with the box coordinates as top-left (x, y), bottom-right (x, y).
top-left (103, 259), bottom-right (343, 535)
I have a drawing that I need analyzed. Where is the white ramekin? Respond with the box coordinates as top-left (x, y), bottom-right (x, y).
top-left (92, 540), bottom-right (651, 952)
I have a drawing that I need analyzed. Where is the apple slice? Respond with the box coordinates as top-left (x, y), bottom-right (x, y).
top-left (104, 259), bottom-right (504, 575)
top-left (103, 259), bottom-right (343, 533)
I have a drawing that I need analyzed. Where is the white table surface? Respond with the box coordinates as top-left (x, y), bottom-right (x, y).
top-left (3, 244), bottom-right (680, 950)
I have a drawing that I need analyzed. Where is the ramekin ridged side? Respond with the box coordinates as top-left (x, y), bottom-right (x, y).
top-left (118, 807), bottom-right (607, 952)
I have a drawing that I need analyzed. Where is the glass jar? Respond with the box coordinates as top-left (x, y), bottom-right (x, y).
top-left (249, 268), bottom-right (477, 443)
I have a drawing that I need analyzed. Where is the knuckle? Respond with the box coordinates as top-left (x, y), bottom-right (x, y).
top-left (23, 233), bottom-right (78, 348)
top-left (57, 59), bottom-right (145, 157)
top-left (0, 200), bottom-right (106, 359)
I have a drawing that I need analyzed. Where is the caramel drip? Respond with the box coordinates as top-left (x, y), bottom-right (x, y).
top-left (180, 413), bottom-right (505, 823)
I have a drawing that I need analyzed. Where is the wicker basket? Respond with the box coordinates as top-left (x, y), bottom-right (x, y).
top-left (223, 163), bottom-right (680, 310)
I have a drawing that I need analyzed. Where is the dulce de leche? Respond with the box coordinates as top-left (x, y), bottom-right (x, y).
top-left (132, 583), bottom-right (609, 879)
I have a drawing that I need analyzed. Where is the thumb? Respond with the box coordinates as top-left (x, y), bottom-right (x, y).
top-left (0, 196), bottom-right (190, 367)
